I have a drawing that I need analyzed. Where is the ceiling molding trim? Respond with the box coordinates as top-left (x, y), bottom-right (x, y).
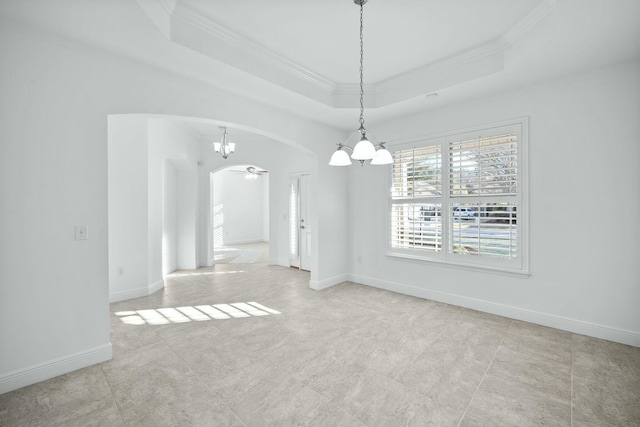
top-left (332, 40), bottom-right (504, 108)
top-left (332, 83), bottom-right (375, 109)
top-left (376, 48), bottom-right (505, 108)
top-left (376, 40), bottom-right (504, 95)
top-left (159, 0), bottom-right (178, 15)
top-left (138, 0), bottom-right (555, 109)
top-left (135, 0), bottom-right (175, 38)
top-left (173, 4), bottom-right (336, 93)
top-left (502, 0), bottom-right (557, 49)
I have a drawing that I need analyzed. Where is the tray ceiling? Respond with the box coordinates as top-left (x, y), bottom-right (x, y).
top-left (141, 0), bottom-right (552, 108)
top-left (2, 0), bottom-right (639, 130)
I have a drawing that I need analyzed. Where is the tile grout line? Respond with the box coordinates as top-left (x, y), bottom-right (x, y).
top-left (100, 364), bottom-right (128, 426)
top-left (157, 332), bottom-right (249, 427)
top-left (183, 362), bottom-right (248, 426)
top-left (242, 375), bottom-right (310, 422)
top-left (309, 356), bottom-right (379, 425)
top-left (391, 307), bottom-right (464, 382)
top-left (300, 387), bottom-right (370, 427)
top-left (305, 390), bottom-right (338, 424)
top-left (456, 331), bottom-right (507, 427)
top-left (206, 387), bottom-right (248, 427)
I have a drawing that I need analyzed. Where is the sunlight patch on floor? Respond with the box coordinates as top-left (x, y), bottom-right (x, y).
top-left (115, 301), bottom-right (281, 325)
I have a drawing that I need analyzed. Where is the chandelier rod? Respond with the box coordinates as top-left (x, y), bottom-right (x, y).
top-left (358, 0), bottom-right (365, 132)
top-left (329, 0), bottom-right (394, 167)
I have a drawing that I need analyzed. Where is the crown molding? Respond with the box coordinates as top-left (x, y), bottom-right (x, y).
top-left (374, 40), bottom-right (505, 106)
top-left (377, 40), bottom-right (504, 94)
top-left (331, 40), bottom-right (504, 108)
top-left (502, 0), bottom-right (557, 49)
top-left (173, 3), bottom-right (336, 93)
top-left (159, 0), bottom-right (177, 15)
top-left (135, 0), bottom-right (176, 38)
top-left (332, 83), bottom-right (375, 109)
top-left (137, 0), bottom-right (556, 109)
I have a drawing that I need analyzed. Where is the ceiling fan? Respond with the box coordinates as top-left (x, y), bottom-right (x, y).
top-left (230, 165), bottom-right (268, 180)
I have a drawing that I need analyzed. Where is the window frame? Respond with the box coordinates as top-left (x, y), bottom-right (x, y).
top-left (386, 118), bottom-right (529, 276)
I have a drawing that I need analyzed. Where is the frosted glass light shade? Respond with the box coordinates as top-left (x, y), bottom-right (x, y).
top-left (329, 149), bottom-right (352, 166)
top-left (214, 142), bottom-right (235, 158)
top-left (351, 137), bottom-right (376, 160)
top-left (371, 147), bottom-right (393, 165)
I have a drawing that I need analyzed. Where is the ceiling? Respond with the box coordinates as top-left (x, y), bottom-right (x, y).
top-left (171, 0), bottom-right (541, 89)
top-left (2, 0), bottom-right (639, 133)
top-left (138, 0), bottom-right (640, 130)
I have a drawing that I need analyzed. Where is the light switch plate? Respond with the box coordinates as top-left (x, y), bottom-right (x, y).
top-left (75, 225), bottom-right (88, 240)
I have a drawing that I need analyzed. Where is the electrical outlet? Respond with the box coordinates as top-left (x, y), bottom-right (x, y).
top-left (74, 225), bottom-right (88, 240)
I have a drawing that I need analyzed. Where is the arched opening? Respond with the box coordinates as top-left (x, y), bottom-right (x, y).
top-left (107, 114), bottom-right (315, 302)
top-left (210, 164), bottom-right (269, 265)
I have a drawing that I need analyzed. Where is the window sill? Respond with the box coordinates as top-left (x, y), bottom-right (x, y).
top-left (386, 251), bottom-right (530, 278)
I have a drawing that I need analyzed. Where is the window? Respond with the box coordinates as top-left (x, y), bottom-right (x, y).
top-left (388, 119), bottom-right (528, 274)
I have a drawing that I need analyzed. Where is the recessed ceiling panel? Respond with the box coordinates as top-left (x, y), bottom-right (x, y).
top-left (177, 0), bottom-right (541, 84)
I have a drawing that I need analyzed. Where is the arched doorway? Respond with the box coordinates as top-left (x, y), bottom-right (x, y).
top-left (107, 114), bottom-right (316, 302)
top-left (210, 165), bottom-right (269, 265)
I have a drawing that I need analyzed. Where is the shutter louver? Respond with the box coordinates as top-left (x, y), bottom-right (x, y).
top-left (449, 133), bottom-right (517, 196)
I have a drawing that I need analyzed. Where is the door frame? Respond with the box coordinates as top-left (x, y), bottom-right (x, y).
top-left (289, 173), bottom-right (311, 271)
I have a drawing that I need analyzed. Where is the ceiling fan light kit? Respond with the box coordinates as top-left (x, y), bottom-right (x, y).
top-left (329, 0), bottom-right (392, 167)
top-left (244, 166), bottom-right (266, 180)
top-left (229, 165), bottom-right (268, 180)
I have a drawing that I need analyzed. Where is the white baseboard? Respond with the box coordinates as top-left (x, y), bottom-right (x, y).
top-left (274, 257), bottom-right (291, 268)
top-left (348, 273), bottom-right (640, 348)
top-left (0, 343), bottom-right (113, 394)
top-left (109, 286), bottom-right (148, 303)
top-left (148, 279), bottom-right (164, 295)
top-left (310, 274), bottom-right (349, 291)
top-left (110, 280), bottom-right (164, 303)
top-left (222, 239), bottom-right (267, 246)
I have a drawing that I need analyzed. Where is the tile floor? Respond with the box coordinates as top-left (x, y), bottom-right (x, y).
top-left (213, 242), bottom-right (269, 264)
top-left (1, 263), bottom-right (639, 426)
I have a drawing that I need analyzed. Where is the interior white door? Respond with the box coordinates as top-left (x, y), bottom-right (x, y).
top-left (299, 174), bottom-right (311, 272)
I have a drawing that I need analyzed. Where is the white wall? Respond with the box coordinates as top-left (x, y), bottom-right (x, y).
top-left (148, 119), bottom-right (199, 274)
top-left (348, 60), bottom-right (640, 346)
top-left (0, 11), bottom-right (348, 393)
top-left (108, 117), bottom-right (149, 302)
top-left (263, 175), bottom-right (270, 242)
top-left (108, 118), bottom-right (199, 302)
top-left (162, 160), bottom-right (178, 276)
top-left (212, 168), bottom-right (268, 246)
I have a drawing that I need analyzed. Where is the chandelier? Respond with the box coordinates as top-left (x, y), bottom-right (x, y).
top-left (213, 126), bottom-right (235, 159)
top-left (329, 0), bottom-right (392, 167)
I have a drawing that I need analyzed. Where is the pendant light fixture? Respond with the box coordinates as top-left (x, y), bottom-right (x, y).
top-left (329, 0), bottom-right (392, 167)
top-left (213, 126), bottom-right (235, 159)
